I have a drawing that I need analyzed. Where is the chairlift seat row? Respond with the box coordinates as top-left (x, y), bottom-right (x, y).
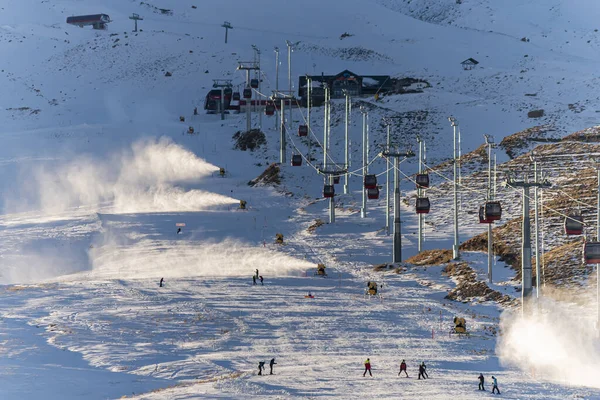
top-left (250, 78), bottom-right (259, 89)
top-left (243, 88), bottom-right (252, 99)
top-left (565, 215), bottom-right (583, 235)
top-left (333, 176), bottom-right (340, 184)
top-left (232, 92), bottom-right (241, 101)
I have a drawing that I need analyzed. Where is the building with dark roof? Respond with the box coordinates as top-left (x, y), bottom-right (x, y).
top-left (298, 70), bottom-right (393, 106)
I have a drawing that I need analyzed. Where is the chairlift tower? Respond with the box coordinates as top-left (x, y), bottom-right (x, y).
top-left (221, 21), bottom-right (233, 43)
top-left (129, 13), bottom-right (143, 32)
top-left (237, 62), bottom-right (260, 132)
top-left (360, 107), bottom-right (369, 218)
top-left (381, 146), bottom-right (415, 263)
top-left (448, 117), bottom-right (460, 260)
top-left (252, 45), bottom-right (262, 131)
top-left (317, 163), bottom-right (347, 224)
top-left (285, 40), bottom-right (300, 135)
top-left (212, 79), bottom-right (232, 121)
top-left (506, 173), bottom-right (551, 314)
top-left (484, 134), bottom-right (495, 284)
top-left (343, 90), bottom-right (351, 195)
top-left (417, 135), bottom-right (426, 248)
top-left (271, 91), bottom-right (297, 164)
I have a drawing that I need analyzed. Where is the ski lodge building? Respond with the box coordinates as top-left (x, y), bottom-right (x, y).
top-left (66, 14), bottom-right (111, 30)
top-left (298, 70), bottom-right (393, 106)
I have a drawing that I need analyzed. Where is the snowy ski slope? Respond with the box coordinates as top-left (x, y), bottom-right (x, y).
top-left (1, 0), bottom-right (600, 398)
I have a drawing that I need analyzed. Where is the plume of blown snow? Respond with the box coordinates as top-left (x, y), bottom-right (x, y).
top-left (497, 288), bottom-right (600, 388)
top-left (82, 237), bottom-right (314, 280)
top-left (7, 137), bottom-right (232, 214)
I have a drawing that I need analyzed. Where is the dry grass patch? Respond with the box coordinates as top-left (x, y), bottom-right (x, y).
top-left (406, 249), bottom-right (453, 266)
top-left (248, 163), bottom-right (280, 186)
top-left (307, 219), bottom-right (325, 233)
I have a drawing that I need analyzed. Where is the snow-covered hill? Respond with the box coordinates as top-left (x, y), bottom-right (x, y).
top-left (2, 0), bottom-right (600, 398)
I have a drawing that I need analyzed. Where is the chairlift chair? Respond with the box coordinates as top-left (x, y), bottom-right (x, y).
top-left (485, 201), bottom-right (502, 221)
top-left (232, 92), bottom-right (241, 101)
top-left (415, 197), bottom-right (430, 214)
top-left (298, 125), bottom-right (308, 137)
top-left (565, 214), bottom-right (584, 235)
top-left (364, 174), bottom-right (377, 189)
top-left (333, 175), bottom-right (340, 184)
top-left (250, 79), bottom-right (259, 89)
top-left (416, 173), bottom-right (430, 188)
top-left (584, 242), bottom-right (600, 264)
top-left (367, 187), bottom-right (380, 200)
top-left (323, 184), bottom-right (335, 198)
top-left (243, 88), bottom-right (252, 99)
top-left (265, 103), bottom-right (275, 116)
top-left (291, 154), bottom-right (302, 167)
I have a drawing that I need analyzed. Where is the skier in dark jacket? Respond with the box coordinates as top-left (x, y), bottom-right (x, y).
top-left (418, 362), bottom-right (427, 380)
top-left (478, 373), bottom-right (485, 390)
top-left (398, 360), bottom-right (408, 377)
top-left (159, 277), bottom-right (164, 287)
top-left (269, 358), bottom-right (276, 374)
top-left (259, 276), bottom-right (264, 285)
top-left (252, 275), bottom-right (257, 285)
top-left (422, 362), bottom-right (428, 378)
top-left (258, 361), bottom-right (265, 375)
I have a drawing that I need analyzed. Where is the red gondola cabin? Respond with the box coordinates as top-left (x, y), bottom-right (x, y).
top-left (565, 215), bottom-right (583, 235)
top-left (323, 184), bottom-right (335, 198)
top-left (416, 197), bottom-right (430, 214)
top-left (367, 187), bottom-right (380, 200)
top-left (298, 125), bottom-right (308, 137)
top-left (364, 174), bottom-right (377, 189)
top-left (416, 173), bottom-right (430, 188)
top-left (291, 154), bottom-right (302, 166)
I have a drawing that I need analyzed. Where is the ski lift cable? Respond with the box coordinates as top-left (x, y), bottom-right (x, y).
top-left (280, 97), bottom-right (385, 177)
top-left (281, 116), bottom-right (383, 177)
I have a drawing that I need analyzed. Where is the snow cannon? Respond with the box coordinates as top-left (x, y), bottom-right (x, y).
top-left (453, 316), bottom-right (467, 334)
top-left (316, 263), bottom-right (327, 277)
top-left (367, 281), bottom-right (378, 295)
top-left (275, 233), bottom-right (284, 245)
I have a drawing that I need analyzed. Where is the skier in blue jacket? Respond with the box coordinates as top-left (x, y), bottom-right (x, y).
top-left (491, 376), bottom-right (500, 394)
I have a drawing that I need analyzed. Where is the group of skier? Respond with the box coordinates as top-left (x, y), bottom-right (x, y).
top-left (257, 358), bottom-right (276, 375)
top-left (252, 269), bottom-right (264, 285)
top-left (478, 373), bottom-right (501, 394)
top-left (363, 359), bottom-right (428, 379)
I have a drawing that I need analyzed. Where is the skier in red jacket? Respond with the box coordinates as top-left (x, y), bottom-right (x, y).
top-left (363, 358), bottom-right (372, 377)
top-left (398, 360), bottom-right (408, 377)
